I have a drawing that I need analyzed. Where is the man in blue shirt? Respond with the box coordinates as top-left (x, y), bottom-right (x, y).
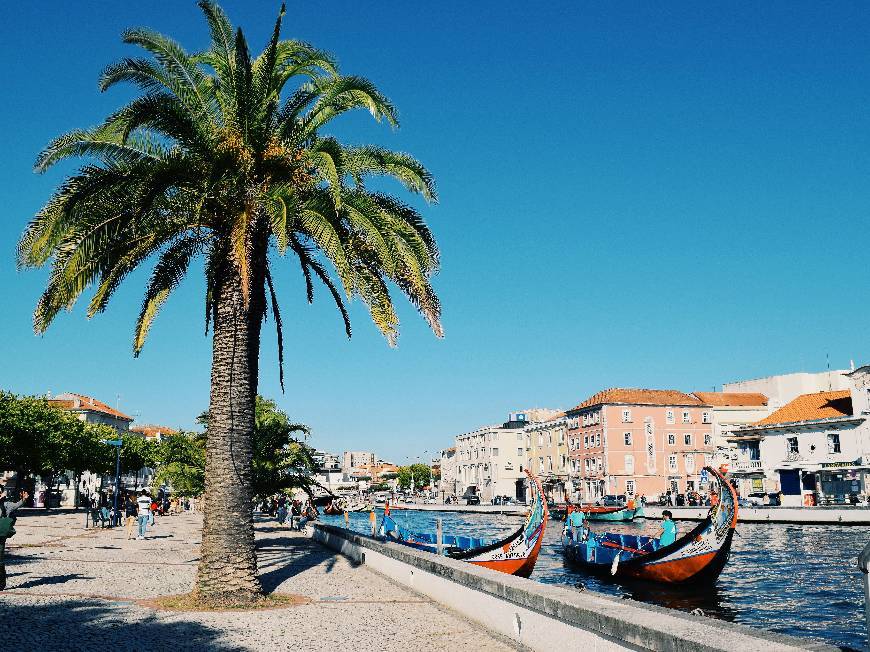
top-left (566, 507), bottom-right (586, 542)
top-left (657, 510), bottom-right (677, 547)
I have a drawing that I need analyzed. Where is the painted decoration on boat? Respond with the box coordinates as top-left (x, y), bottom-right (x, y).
top-left (561, 466), bottom-right (738, 584)
top-left (379, 470), bottom-right (548, 578)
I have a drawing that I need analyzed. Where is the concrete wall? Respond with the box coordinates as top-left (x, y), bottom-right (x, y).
top-left (310, 523), bottom-right (834, 651)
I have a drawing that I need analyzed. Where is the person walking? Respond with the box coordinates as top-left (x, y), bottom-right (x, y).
top-left (0, 484), bottom-right (30, 591)
top-left (136, 490), bottom-right (151, 540)
top-left (125, 495), bottom-right (138, 540)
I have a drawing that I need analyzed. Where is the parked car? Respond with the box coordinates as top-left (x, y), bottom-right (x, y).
top-left (465, 494), bottom-right (481, 506)
top-left (423, 497), bottom-right (436, 504)
top-left (746, 492), bottom-right (766, 506)
top-left (598, 495), bottom-right (626, 507)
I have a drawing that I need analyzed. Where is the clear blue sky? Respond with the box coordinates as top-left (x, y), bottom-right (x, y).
top-left (1, 2), bottom-right (868, 462)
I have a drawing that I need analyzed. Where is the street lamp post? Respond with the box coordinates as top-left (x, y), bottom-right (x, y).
top-left (103, 438), bottom-right (123, 525)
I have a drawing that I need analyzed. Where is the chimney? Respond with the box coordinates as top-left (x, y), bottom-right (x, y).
top-left (89, 397), bottom-right (95, 406)
top-left (73, 397), bottom-right (81, 408)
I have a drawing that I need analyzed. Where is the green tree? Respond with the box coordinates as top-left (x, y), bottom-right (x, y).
top-left (67, 423), bottom-right (116, 507)
top-left (152, 432), bottom-right (207, 497)
top-left (120, 433), bottom-right (157, 490)
top-left (18, 2), bottom-right (441, 604)
top-left (396, 463), bottom-right (431, 491)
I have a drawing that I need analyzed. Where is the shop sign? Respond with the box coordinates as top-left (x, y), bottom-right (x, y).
top-left (821, 459), bottom-right (861, 469)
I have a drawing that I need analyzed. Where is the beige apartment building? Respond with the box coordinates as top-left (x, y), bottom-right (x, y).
top-left (524, 413), bottom-right (569, 499)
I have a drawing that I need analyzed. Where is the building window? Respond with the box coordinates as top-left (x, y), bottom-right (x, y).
top-left (704, 454), bottom-right (713, 465)
top-left (626, 479), bottom-right (635, 496)
top-left (787, 437), bottom-right (799, 454)
top-left (558, 429), bottom-right (565, 444)
top-left (682, 410), bottom-right (691, 424)
top-left (547, 456), bottom-right (553, 471)
top-left (704, 433), bottom-right (711, 445)
top-left (492, 448), bottom-right (499, 457)
top-left (517, 447), bottom-right (523, 457)
top-left (595, 433), bottom-right (601, 447)
top-left (584, 435), bottom-right (589, 448)
top-left (548, 433), bottom-right (553, 445)
top-left (668, 433), bottom-right (675, 446)
top-left (684, 433), bottom-right (692, 446)
top-left (624, 432), bottom-right (632, 446)
top-left (666, 410), bottom-right (675, 424)
top-left (827, 433), bottom-right (841, 454)
top-left (538, 434), bottom-right (543, 446)
top-left (702, 411), bottom-right (712, 424)
top-left (685, 454), bottom-right (695, 473)
top-left (517, 432), bottom-right (523, 441)
top-left (668, 455), bottom-right (678, 472)
top-left (624, 454), bottom-right (634, 474)
top-left (622, 409), bottom-right (632, 423)
top-left (597, 457), bottom-right (603, 472)
top-left (594, 411), bottom-right (600, 424)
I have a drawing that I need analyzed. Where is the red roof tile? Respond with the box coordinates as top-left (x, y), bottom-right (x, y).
top-left (131, 424), bottom-right (178, 438)
top-left (49, 393), bottom-right (133, 421)
top-left (569, 388), bottom-right (704, 412)
top-left (692, 392), bottom-right (768, 407)
top-left (755, 390), bottom-right (852, 426)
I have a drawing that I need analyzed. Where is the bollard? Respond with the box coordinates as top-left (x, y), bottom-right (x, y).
top-left (858, 539), bottom-right (870, 647)
top-left (436, 518), bottom-right (443, 555)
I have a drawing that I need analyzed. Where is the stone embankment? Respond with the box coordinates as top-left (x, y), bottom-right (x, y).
top-left (312, 522), bottom-right (836, 652)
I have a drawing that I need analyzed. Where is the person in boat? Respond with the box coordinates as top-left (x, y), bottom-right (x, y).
top-left (565, 505), bottom-right (587, 542)
top-left (626, 497), bottom-right (636, 511)
top-left (709, 491), bottom-right (719, 507)
top-left (656, 510), bottom-right (677, 547)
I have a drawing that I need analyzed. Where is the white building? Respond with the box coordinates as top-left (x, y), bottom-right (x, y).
top-left (729, 365), bottom-right (870, 506)
top-left (722, 368), bottom-right (850, 410)
top-left (691, 392), bottom-right (771, 465)
top-left (454, 413), bottom-right (531, 503)
top-left (438, 447), bottom-right (458, 498)
top-left (342, 451), bottom-right (375, 473)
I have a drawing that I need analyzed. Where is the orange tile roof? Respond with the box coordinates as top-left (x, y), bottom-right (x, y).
top-left (692, 392), bottom-right (768, 407)
top-left (754, 390), bottom-right (852, 426)
top-left (570, 388), bottom-right (704, 412)
top-left (131, 424), bottom-right (179, 438)
top-left (49, 393), bottom-right (133, 421)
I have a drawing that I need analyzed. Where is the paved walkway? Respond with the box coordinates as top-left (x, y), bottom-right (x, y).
top-left (1, 509), bottom-right (520, 651)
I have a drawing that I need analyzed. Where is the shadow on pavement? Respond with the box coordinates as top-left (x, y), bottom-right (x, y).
top-left (256, 536), bottom-right (340, 592)
top-left (0, 599), bottom-right (238, 651)
top-left (13, 573), bottom-right (93, 589)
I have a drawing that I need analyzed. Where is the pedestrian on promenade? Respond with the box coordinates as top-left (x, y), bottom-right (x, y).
top-left (136, 490), bottom-right (151, 540)
top-left (125, 495), bottom-right (138, 540)
top-left (0, 484), bottom-right (30, 591)
top-left (149, 498), bottom-right (158, 526)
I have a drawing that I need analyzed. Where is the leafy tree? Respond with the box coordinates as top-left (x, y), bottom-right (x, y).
top-left (67, 423), bottom-right (116, 507)
top-left (120, 432), bottom-right (157, 489)
top-left (396, 463), bottom-right (432, 491)
top-left (152, 432), bottom-right (206, 497)
top-left (18, 1), bottom-right (441, 603)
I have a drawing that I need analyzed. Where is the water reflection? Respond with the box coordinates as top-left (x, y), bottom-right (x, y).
top-left (321, 510), bottom-right (867, 650)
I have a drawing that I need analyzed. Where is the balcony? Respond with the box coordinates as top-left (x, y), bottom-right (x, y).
top-left (734, 460), bottom-right (762, 471)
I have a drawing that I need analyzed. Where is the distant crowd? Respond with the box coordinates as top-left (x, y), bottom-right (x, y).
top-left (259, 495), bottom-right (319, 530)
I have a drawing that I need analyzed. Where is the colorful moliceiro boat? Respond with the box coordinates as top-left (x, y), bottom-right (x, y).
top-left (580, 502), bottom-right (645, 522)
top-left (562, 466), bottom-right (737, 584)
top-left (379, 470), bottom-right (548, 578)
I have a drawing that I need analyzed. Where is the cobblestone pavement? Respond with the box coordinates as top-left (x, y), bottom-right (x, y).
top-left (0, 509), bottom-right (520, 651)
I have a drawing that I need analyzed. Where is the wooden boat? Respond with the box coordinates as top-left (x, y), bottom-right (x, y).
top-left (379, 470), bottom-right (548, 578)
top-left (580, 502), bottom-right (645, 522)
top-left (561, 466), bottom-right (738, 584)
top-left (322, 500), bottom-right (344, 516)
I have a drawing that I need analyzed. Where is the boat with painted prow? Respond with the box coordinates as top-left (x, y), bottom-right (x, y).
top-left (561, 466), bottom-right (737, 584)
top-left (379, 470), bottom-right (548, 578)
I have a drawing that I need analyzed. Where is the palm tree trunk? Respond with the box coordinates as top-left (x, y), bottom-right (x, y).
top-left (195, 268), bottom-right (264, 603)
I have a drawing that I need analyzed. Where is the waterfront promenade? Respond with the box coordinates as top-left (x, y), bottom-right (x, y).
top-left (0, 510), bottom-right (518, 651)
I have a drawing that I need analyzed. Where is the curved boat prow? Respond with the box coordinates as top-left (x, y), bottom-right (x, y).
top-left (562, 466), bottom-right (738, 585)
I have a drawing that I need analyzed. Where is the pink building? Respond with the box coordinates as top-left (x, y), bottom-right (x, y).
top-left (566, 388), bottom-right (715, 503)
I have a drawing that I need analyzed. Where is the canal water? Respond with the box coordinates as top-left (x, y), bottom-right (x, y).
top-left (320, 510), bottom-right (868, 650)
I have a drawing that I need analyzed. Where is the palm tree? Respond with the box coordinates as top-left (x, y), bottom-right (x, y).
top-left (18, 1), bottom-right (441, 604)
